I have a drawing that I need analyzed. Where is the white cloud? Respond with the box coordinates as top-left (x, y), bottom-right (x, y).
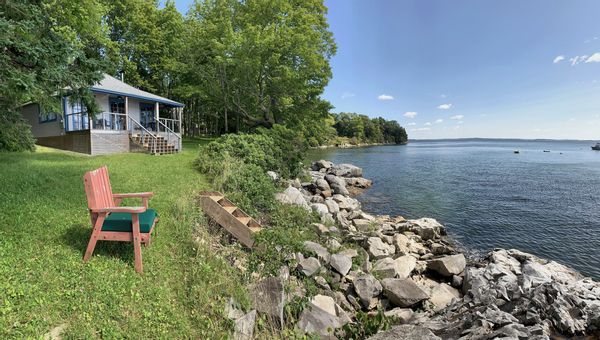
top-left (403, 111), bottom-right (417, 118)
top-left (424, 122), bottom-right (432, 126)
top-left (407, 122), bottom-right (417, 126)
top-left (570, 55), bottom-right (589, 66)
top-left (457, 120), bottom-right (464, 124)
top-left (450, 115), bottom-right (464, 120)
top-left (378, 94), bottom-right (394, 101)
top-left (440, 94), bottom-right (447, 98)
top-left (341, 92), bottom-right (355, 99)
top-left (553, 55), bottom-right (565, 64)
top-left (437, 103), bottom-right (452, 110)
top-left (411, 127), bottom-right (431, 132)
top-left (585, 37), bottom-right (599, 44)
top-left (435, 119), bottom-right (444, 124)
top-left (585, 53), bottom-right (600, 63)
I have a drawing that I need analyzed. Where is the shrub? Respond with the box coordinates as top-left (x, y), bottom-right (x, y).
top-left (0, 111), bottom-right (35, 152)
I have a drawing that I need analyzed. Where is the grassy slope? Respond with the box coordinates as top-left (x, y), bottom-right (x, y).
top-left (0, 138), bottom-right (247, 338)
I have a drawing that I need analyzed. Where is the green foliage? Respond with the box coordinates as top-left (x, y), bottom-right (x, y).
top-left (339, 310), bottom-right (391, 339)
top-left (221, 162), bottom-right (277, 215)
top-left (0, 112), bottom-right (35, 152)
top-left (333, 113), bottom-right (408, 145)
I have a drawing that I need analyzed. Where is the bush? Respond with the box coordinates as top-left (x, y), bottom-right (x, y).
top-left (0, 111), bottom-right (35, 152)
top-left (221, 162), bottom-right (277, 215)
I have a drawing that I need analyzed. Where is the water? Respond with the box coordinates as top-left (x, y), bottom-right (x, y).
top-left (308, 139), bottom-right (600, 279)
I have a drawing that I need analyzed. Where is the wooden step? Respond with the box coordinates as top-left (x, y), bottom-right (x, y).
top-left (223, 206), bottom-right (237, 213)
top-left (236, 217), bottom-right (251, 225)
top-left (210, 195), bottom-right (224, 202)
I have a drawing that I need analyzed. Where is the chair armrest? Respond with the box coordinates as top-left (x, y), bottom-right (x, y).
top-left (113, 192), bottom-right (154, 199)
top-left (94, 206), bottom-right (147, 213)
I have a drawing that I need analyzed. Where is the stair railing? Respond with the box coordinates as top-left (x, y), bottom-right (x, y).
top-left (157, 118), bottom-right (182, 151)
top-left (128, 116), bottom-right (158, 154)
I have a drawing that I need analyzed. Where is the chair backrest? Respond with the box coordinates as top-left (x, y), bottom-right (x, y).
top-left (83, 166), bottom-right (115, 211)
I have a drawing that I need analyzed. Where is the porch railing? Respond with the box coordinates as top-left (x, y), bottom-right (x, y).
top-left (92, 112), bottom-right (127, 131)
top-left (157, 118), bottom-right (182, 151)
top-left (158, 118), bottom-right (180, 133)
top-left (128, 116), bottom-right (158, 153)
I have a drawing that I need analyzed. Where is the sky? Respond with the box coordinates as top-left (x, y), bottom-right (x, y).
top-left (173, 0), bottom-right (600, 139)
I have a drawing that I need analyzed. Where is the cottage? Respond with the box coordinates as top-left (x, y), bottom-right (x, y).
top-left (20, 74), bottom-right (184, 155)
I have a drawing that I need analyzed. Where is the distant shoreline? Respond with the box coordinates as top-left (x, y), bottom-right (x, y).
top-left (411, 137), bottom-right (598, 142)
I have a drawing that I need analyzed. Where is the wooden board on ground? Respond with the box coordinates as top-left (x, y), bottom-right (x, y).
top-left (199, 191), bottom-right (262, 248)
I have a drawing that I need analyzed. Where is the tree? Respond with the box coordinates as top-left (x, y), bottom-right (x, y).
top-left (0, 0), bottom-right (108, 151)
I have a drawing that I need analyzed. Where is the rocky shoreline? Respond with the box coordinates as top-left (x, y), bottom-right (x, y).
top-left (312, 142), bottom-right (401, 149)
top-left (230, 160), bottom-right (600, 339)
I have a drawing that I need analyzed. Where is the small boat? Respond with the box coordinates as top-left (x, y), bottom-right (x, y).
top-left (592, 143), bottom-right (600, 151)
top-left (513, 150), bottom-right (520, 154)
top-left (543, 150), bottom-right (550, 153)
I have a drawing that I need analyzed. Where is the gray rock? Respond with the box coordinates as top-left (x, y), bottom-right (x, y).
top-left (407, 218), bottom-right (444, 240)
top-left (298, 257), bottom-right (321, 277)
top-left (324, 199), bottom-right (340, 214)
top-left (296, 295), bottom-right (345, 338)
top-left (373, 257), bottom-right (399, 279)
top-left (326, 238), bottom-right (342, 251)
top-left (521, 259), bottom-right (552, 290)
top-left (311, 203), bottom-right (330, 217)
top-left (304, 241), bottom-right (331, 263)
top-left (395, 255), bottom-right (417, 279)
top-left (266, 171), bottom-right (279, 181)
top-left (353, 274), bottom-right (383, 309)
top-left (339, 248), bottom-right (359, 258)
top-left (330, 254), bottom-right (353, 276)
top-left (393, 234), bottom-right (410, 255)
top-left (382, 278), bottom-right (430, 307)
top-left (427, 254), bottom-right (466, 277)
top-left (383, 308), bottom-right (414, 323)
top-left (309, 195), bottom-right (325, 204)
top-left (291, 178), bottom-right (302, 188)
top-left (250, 277), bottom-right (284, 326)
top-left (275, 186), bottom-right (309, 209)
top-left (330, 163), bottom-right (363, 177)
top-left (345, 177), bottom-right (373, 188)
top-left (368, 325), bottom-right (441, 340)
top-left (225, 297), bottom-right (245, 320)
top-left (234, 310), bottom-right (256, 340)
top-left (353, 219), bottom-right (372, 232)
top-left (314, 160), bottom-right (333, 170)
top-left (366, 237), bottom-right (395, 259)
top-left (325, 175), bottom-right (350, 195)
top-left (315, 178), bottom-right (331, 191)
top-left (314, 276), bottom-right (330, 290)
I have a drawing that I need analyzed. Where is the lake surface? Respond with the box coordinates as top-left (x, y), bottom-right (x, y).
top-left (308, 139), bottom-right (600, 279)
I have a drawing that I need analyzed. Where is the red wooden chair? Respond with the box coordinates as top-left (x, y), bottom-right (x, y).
top-left (82, 166), bottom-right (158, 273)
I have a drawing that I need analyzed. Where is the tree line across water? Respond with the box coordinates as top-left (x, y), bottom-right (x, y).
top-left (1, 0), bottom-right (407, 151)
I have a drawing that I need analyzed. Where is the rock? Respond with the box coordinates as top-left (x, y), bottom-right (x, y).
top-left (339, 248), bottom-right (358, 258)
top-left (383, 308), bottom-right (414, 323)
top-left (296, 295), bottom-right (346, 338)
top-left (330, 254), bottom-right (352, 276)
top-left (353, 219), bottom-right (372, 232)
top-left (326, 238), bottom-right (342, 251)
top-left (313, 223), bottom-right (329, 235)
top-left (321, 190), bottom-right (332, 198)
top-left (382, 278), bottom-right (430, 307)
top-left (266, 171), bottom-right (279, 181)
top-left (345, 177), bottom-right (373, 188)
top-left (427, 254), bottom-right (466, 277)
top-left (521, 259), bottom-right (552, 290)
top-left (311, 203), bottom-right (330, 217)
top-left (298, 257), bottom-right (321, 277)
top-left (250, 277), bottom-right (284, 326)
top-left (368, 325), bottom-right (441, 340)
top-left (353, 274), bottom-right (383, 309)
top-left (330, 163), bottom-right (363, 177)
top-left (275, 186), bottom-right (309, 209)
top-left (291, 178), bottom-right (302, 188)
top-left (325, 175), bottom-right (350, 195)
top-left (451, 275), bottom-right (463, 288)
top-left (393, 234), bottom-right (410, 255)
top-left (407, 218), bottom-right (444, 240)
top-left (314, 160), bottom-right (333, 170)
top-left (43, 323), bottom-right (67, 340)
top-left (314, 276), bottom-right (330, 290)
top-left (309, 195), bottom-right (325, 204)
top-left (225, 297), bottom-right (245, 320)
top-left (234, 310), bottom-right (256, 340)
top-left (304, 241), bottom-right (331, 263)
top-left (324, 199), bottom-right (340, 214)
top-left (373, 257), bottom-right (399, 279)
top-left (315, 178), bottom-right (331, 191)
top-left (395, 255), bottom-right (417, 279)
top-left (333, 291), bottom-right (355, 312)
top-left (366, 237), bottom-right (395, 259)
top-left (416, 278), bottom-right (460, 311)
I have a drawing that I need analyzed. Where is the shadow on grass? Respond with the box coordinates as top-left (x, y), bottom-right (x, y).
top-left (62, 224), bottom-right (135, 264)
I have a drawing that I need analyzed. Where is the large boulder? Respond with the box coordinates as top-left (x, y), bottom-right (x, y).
top-left (250, 277), bottom-right (285, 326)
top-left (304, 241), bottom-right (331, 264)
top-left (313, 160), bottom-right (334, 170)
top-left (395, 255), bottom-right (417, 279)
top-left (373, 257), bottom-right (399, 279)
top-left (310, 203), bottom-right (330, 217)
top-left (325, 175), bottom-right (350, 195)
top-left (353, 274), bottom-right (383, 310)
top-left (406, 218), bottom-right (445, 240)
top-left (324, 199), bottom-right (340, 214)
top-left (233, 310), bottom-right (256, 340)
top-left (298, 257), bottom-right (321, 277)
top-left (382, 278), bottom-right (429, 307)
top-left (315, 178), bottom-right (331, 191)
top-left (427, 254), bottom-right (466, 277)
top-left (275, 186), bottom-right (309, 209)
top-left (330, 254), bottom-right (352, 276)
top-left (366, 237), bottom-right (395, 259)
top-left (296, 295), bottom-right (347, 338)
top-left (345, 177), bottom-right (373, 188)
top-left (330, 163), bottom-right (363, 177)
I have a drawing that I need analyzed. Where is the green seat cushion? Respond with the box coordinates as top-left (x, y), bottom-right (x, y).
top-left (102, 209), bottom-right (158, 233)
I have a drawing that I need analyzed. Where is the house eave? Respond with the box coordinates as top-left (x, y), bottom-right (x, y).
top-left (90, 88), bottom-right (185, 108)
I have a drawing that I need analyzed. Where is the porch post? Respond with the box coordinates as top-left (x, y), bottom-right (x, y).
top-left (155, 102), bottom-right (159, 131)
top-left (179, 107), bottom-right (183, 135)
top-left (124, 96), bottom-right (129, 130)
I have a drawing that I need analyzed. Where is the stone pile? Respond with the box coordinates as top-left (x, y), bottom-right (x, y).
top-left (248, 160), bottom-right (600, 339)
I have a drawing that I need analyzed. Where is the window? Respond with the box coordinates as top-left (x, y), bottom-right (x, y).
top-left (38, 106), bottom-right (57, 123)
top-left (65, 99), bottom-right (89, 131)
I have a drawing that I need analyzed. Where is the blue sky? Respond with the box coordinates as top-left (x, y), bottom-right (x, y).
top-left (174, 0), bottom-right (600, 139)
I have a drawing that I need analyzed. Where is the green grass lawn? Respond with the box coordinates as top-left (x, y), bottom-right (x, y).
top-left (0, 138), bottom-right (248, 338)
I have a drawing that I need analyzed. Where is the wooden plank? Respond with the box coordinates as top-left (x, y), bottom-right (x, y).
top-left (223, 206), bottom-right (237, 214)
top-left (199, 192), bottom-right (262, 248)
